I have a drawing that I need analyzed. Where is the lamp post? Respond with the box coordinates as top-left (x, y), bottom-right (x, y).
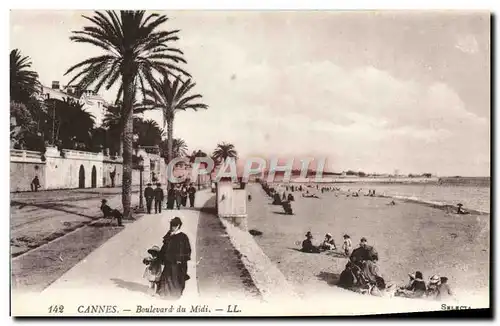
top-left (138, 156), bottom-right (144, 211)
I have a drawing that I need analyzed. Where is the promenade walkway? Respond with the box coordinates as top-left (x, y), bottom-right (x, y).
top-left (12, 190), bottom-right (214, 315)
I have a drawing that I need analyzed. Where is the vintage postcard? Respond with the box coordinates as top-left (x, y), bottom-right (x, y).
top-left (9, 9), bottom-right (491, 317)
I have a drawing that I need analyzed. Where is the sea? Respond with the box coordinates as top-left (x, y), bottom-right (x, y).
top-left (338, 182), bottom-right (490, 214)
top-left (270, 176), bottom-right (491, 214)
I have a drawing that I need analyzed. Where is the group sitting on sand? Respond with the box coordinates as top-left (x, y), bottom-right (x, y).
top-left (394, 272), bottom-right (454, 300)
top-left (301, 232), bottom-right (337, 253)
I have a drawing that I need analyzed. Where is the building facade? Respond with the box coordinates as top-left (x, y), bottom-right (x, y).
top-left (41, 81), bottom-right (108, 127)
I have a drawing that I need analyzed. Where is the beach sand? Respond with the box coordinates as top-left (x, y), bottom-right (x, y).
top-left (246, 183), bottom-right (489, 302)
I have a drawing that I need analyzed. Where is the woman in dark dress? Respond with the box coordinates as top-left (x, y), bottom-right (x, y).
top-left (166, 185), bottom-right (175, 209)
top-left (181, 185), bottom-right (188, 207)
top-left (157, 217), bottom-right (191, 299)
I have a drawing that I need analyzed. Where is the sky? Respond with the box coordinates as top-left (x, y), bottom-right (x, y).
top-left (10, 10), bottom-right (491, 176)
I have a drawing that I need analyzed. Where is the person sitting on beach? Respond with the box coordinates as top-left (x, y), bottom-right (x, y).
top-left (287, 193), bottom-right (295, 202)
top-left (456, 203), bottom-right (469, 215)
top-left (319, 233), bottom-right (336, 251)
top-left (282, 200), bottom-right (293, 215)
top-left (342, 234), bottom-right (353, 256)
top-left (350, 237), bottom-right (378, 264)
top-left (437, 276), bottom-right (454, 301)
top-left (389, 200), bottom-right (396, 206)
top-left (301, 232), bottom-right (320, 253)
top-left (396, 271), bottom-right (427, 298)
top-left (272, 192), bottom-right (282, 205)
top-left (426, 274), bottom-right (441, 299)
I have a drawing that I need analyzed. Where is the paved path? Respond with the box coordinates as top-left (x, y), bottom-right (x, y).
top-left (12, 190), bottom-right (214, 315)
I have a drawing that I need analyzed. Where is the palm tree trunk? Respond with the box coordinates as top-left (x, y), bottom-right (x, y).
top-left (118, 138), bottom-right (123, 156)
top-left (166, 117), bottom-right (174, 188)
top-left (121, 72), bottom-right (135, 220)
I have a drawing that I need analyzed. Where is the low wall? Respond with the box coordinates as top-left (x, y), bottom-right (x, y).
top-left (10, 148), bottom-right (154, 192)
top-left (218, 217), bottom-right (300, 303)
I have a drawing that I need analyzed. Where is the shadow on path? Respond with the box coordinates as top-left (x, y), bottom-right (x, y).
top-left (316, 271), bottom-right (341, 286)
top-left (111, 278), bottom-right (151, 295)
top-left (11, 201), bottom-right (98, 220)
top-left (196, 195), bottom-right (261, 300)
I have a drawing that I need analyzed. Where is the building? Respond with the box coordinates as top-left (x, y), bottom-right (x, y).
top-left (41, 81), bottom-right (108, 127)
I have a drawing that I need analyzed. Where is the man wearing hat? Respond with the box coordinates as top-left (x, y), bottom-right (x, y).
top-left (153, 183), bottom-right (164, 214)
top-left (144, 183), bottom-right (154, 214)
top-left (301, 231), bottom-right (320, 253)
top-left (100, 199), bottom-right (123, 227)
top-left (157, 217), bottom-right (192, 299)
top-left (350, 237), bottom-right (378, 264)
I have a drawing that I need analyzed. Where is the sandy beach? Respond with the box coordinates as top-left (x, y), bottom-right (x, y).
top-left (246, 183), bottom-right (490, 302)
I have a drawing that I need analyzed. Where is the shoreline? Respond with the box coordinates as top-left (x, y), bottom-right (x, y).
top-left (246, 183), bottom-right (489, 303)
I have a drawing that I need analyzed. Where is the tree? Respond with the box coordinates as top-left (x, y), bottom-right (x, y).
top-left (10, 49), bottom-right (41, 103)
top-left (65, 10), bottom-right (189, 219)
top-left (102, 104), bottom-right (124, 156)
top-left (134, 118), bottom-right (165, 147)
top-left (212, 142), bottom-right (238, 163)
top-left (44, 98), bottom-right (96, 150)
top-left (189, 150), bottom-right (208, 190)
top-left (143, 75), bottom-right (207, 167)
top-left (161, 138), bottom-right (188, 159)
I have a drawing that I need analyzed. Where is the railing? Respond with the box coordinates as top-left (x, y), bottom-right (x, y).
top-left (10, 149), bottom-right (43, 159)
top-left (62, 149), bottom-right (102, 158)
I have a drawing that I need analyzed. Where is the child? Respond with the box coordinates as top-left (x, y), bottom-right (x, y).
top-left (142, 245), bottom-right (162, 293)
top-left (342, 234), bottom-right (352, 257)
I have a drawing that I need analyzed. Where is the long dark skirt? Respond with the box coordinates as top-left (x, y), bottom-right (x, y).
top-left (181, 196), bottom-right (187, 207)
top-left (167, 197), bottom-right (175, 209)
top-left (156, 262), bottom-right (188, 299)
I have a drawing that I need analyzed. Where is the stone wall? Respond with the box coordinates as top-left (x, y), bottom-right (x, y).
top-left (10, 150), bottom-right (46, 192)
top-left (10, 147), bottom-right (158, 192)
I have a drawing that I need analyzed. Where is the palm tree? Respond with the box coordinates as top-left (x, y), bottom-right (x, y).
top-left (102, 104), bottom-right (123, 156)
top-left (45, 98), bottom-right (95, 150)
top-left (189, 150), bottom-right (208, 190)
top-left (172, 138), bottom-right (188, 158)
top-left (10, 49), bottom-right (41, 103)
top-left (65, 10), bottom-right (189, 219)
top-left (161, 138), bottom-right (188, 159)
top-left (212, 142), bottom-right (238, 163)
top-left (134, 119), bottom-right (165, 147)
top-left (143, 75), bottom-right (207, 166)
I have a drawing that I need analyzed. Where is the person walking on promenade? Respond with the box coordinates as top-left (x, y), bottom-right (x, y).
top-left (175, 184), bottom-right (183, 210)
top-left (157, 217), bottom-right (192, 299)
top-left (188, 183), bottom-right (197, 208)
top-left (167, 184), bottom-right (176, 210)
top-left (154, 183), bottom-right (164, 214)
top-left (181, 185), bottom-right (188, 207)
top-left (30, 176), bottom-right (41, 192)
top-left (144, 183), bottom-right (154, 214)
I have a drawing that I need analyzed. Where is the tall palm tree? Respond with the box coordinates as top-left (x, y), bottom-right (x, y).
top-left (65, 10), bottom-right (189, 219)
top-left (189, 150), bottom-right (208, 190)
top-left (134, 119), bottom-right (165, 147)
top-left (45, 98), bottom-right (95, 150)
top-left (10, 49), bottom-right (41, 103)
top-left (160, 137), bottom-right (188, 161)
top-left (102, 104), bottom-right (123, 156)
top-left (172, 138), bottom-right (188, 158)
top-left (212, 142), bottom-right (238, 163)
top-left (143, 75), bottom-right (207, 166)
